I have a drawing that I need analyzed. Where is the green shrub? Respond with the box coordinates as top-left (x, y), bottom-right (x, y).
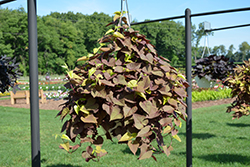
top-left (192, 88), bottom-right (232, 102)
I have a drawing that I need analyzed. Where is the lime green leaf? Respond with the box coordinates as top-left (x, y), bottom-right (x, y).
top-left (67, 71), bottom-right (82, 80)
top-left (61, 134), bottom-right (71, 141)
top-left (93, 46), bottom-right (102, 54)
top-left (95, 73), bottom-right (103, 80)
top-left (88, 67), bottom-right (96, 78)
top-left (61, 63), bottom-right (69, 70)
top-left (77, 56), bottom-right (88, 62)
top-left (136, 92), bottom-right (147, 100)
top-left (174, 110), bottom-right (181, 115)
top-left (163, 96), bottom-right (170, 105)
top-left (114, 11), bottom-right (121, 15)
top-left (81, 79), bottom-right (88, 87)
top-left (127, 80), bottom-right (138, 88)
top-left (105, 29), bottom-right (115, 35)
top-left (173, 134), bottom-right (181, 142)
top-left (95, 145), bottom-right (107, 154)
top-left (107, 69), bottom-right (115, 76)
top-left (113, 14), bottom-right (120, 21)
top-left (119, 132), bottom-right (137, 142)
top-left (60, 107), bottom-right (70, 120)
top-left (177, 73), bottom-right (186, 80)
top-left (87, 53), bottom-right (94, 58)
top-left (145, 89), bottom-right (151, 94)
top-left (80, 105), bottom-right (90, 115)
top-left (60, 142), bottom-right (70, 152)
top-left (113, 31), bottom-right (125, 39)
top-left (68, 70), bottom-right (73, 78)
top-left (74, 105), bottom-right (80, 115)
top-left (163, 126), bottom-right (172, 134)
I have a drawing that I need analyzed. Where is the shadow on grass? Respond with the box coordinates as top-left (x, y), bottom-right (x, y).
top-left (179, 132), bottom-right (216, 140)
top-left (46, 164), bottom-right (81, 167)
top-left (198, 153), bottom-right (250, 165)
top-left (122, 147), bottom-right (140, 156)
top-left (226, 123), bottom-right (250, 127)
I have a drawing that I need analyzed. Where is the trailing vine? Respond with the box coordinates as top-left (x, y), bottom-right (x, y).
top-left (57, 12), bottom-right (189, 161)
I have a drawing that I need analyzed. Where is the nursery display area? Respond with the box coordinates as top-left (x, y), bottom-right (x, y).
top-left (1, 0), bottom-right (250, 167)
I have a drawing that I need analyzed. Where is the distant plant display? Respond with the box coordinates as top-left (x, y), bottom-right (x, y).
top-left (192, 55), bottom-right (235, 82)
top-left (0, 55), bottom-right (22, 93)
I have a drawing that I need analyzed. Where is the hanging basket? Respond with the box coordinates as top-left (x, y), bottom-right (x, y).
top-left (195, 76), bottom-right (216, 88)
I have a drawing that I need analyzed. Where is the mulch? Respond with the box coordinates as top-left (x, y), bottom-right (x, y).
top-left (0, 97), bottom-right (235, 111)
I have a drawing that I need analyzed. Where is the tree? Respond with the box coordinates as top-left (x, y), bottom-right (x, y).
top-left (0, 8), bottom-right (29, 76)
top-left (211, 45), bottom-right (226, 56)
top-left (239, 41), bottom-right (250, 61)
top-left (226, 44), bottom-right (235, 62)
top-left (193, 23), bottom-right (213, 60)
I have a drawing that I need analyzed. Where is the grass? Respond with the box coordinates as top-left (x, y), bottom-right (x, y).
top-left (0, 104), bottom-right (250, 167)
top-left (0, 97), bottom-right (10, 100)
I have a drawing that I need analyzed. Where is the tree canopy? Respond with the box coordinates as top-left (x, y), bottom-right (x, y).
top-left (0, 8), bottom-right (248, 75)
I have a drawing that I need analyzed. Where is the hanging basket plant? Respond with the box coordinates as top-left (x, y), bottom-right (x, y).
top-left (225, 59), bottom-right (250, 119)
top-left (0, 55), bottom-right (22, 93)
top-left (192, 55), bottom-right (235, 87)
top-left (57, 12), bottom-right (189, 161)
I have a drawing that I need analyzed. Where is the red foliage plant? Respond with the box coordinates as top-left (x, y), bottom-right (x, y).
top-left (57, 12), bottom-right (189, 161)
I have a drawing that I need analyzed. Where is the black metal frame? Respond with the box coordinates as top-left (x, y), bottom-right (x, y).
top-left (205, 23), bottom-right (250, 32)
top-left (0, 0), bottom-right (15, 5)
top-left (131, 6), bottom-right (250, 167)
top-left (2, 1), bottom-right (250, 166)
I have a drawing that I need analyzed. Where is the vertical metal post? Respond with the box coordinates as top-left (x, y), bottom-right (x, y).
top-left (28, 0), bottom-right (40, 166)
top-left (185, 8), bottom-right (192, 167)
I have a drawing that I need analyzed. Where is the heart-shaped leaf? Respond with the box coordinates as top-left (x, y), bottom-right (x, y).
top-left (110, 105), bottom-right (123, 121)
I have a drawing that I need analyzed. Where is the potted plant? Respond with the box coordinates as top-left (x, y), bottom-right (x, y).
top-left (56, 12), bottom-right (189, 161)
top-left (225, 59), bottom-right (250, 119)
top-left (192, 54), bottom-right (235, 88)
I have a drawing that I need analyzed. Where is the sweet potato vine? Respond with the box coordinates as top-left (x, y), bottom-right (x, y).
top-left (57, 11), bottom-right (189, 162)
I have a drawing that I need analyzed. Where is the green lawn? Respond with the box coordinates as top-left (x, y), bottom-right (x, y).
top-left (0, 104), bottom-right (249, 167)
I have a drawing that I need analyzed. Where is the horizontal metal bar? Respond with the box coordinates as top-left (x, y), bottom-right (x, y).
top-left (191, 7), bottom-right (250, 17)
top-left (131, 7), bottom-right (250, 26)
top-left (0, 0), bottom-right (16, 5)
top-left (131, 15), bottom-right (185, 26)
top-left (206, 23), bottom-right (250, 32)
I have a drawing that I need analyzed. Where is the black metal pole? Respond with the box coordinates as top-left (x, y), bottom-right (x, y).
top-left (191, 7), bottom-right (250, 17)
top-left (131, 15), bottom-right (185, 26)
top-left (28, 0), bottom-right (40, 167)
top-left (206, 23), bottom-right (250, 32)
top-left (185, 8), bottom-right (192, 167)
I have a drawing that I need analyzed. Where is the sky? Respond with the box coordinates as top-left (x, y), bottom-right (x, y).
top-left (1, 0), bottom-right (250, 52)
